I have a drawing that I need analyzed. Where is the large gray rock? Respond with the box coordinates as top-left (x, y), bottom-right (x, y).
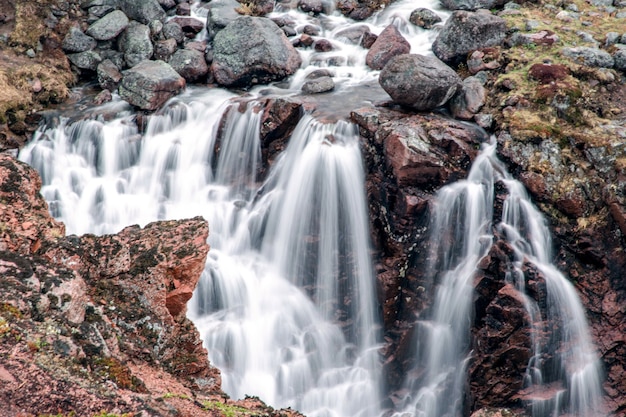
top-left (62, 27), bottom-right (97, 53)
top-left (119, 21), bottom-right (154, 68)
top-left (119, 0), bottom-right (166, 24)
top-left (168, 49), bottom-right (209, 83)
top-left (432, 11), bottom-right (506, 65)
top-left (119, 60), bottom-right (186, 110)
top-left (379, 54), bottom-right (461, 111)
top-left (561, 46), bottom-right (615, 68)
top-left (614, 45), bottom-right (626, 71)
top-left (163, 21), bottom-right (185, 44)
top-left (67, 50), bottom-right (103, 71)
top-left (366, 24), bottom-right (410, 70)
top-left (205, 0), bottom-right (241, 41)
top-left (302, 76), bottom-right (334, 94)
top-left (409, 8), bottom-right (442, 29)
top-left (211, 16), bottom-right (302, 88)
top-left (449, 75), bottom-right (486, 120)
top-left (86, 10), bottom-right (129, 41)
top-left (440, 0), bottom-right (504, 11)
top-left (97, 59), bottom-right (123, 91)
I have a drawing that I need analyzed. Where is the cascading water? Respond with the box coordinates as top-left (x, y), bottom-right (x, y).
top-left (20, 91), bottom-right (382, 417)
top-left (395, 139), bottom-right (604, 417)
top-left (16, 0), bottom-right (605, 415)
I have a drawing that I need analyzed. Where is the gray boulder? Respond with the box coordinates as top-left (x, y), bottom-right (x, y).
top-left (119, 60), bottom-right (186, 110)
top-left (67, 50), bottom-right (103, 71)
top-left (205, 0), bottom-right (241, 41)
top-left (449, 75), bottom-right (486, 120)
top-left (335, 24), bottom-right (371, 44)
top-left (613, 46), bottom-right (626, 71)
top-left (119, 0), bottom-right (166, 24)
top-left (561, 46), bottom-right (615, 68)
top-left (86, 10), bottom-right (129, 41)
top-left (97, 59), bottom-right (123, 91)
top-left (409, 8), bottom-right (442, 29)
top-left (432, 11), bottom-right (506, 65)
top-left (62, 27), bottom-right (97, 52)
top-left (163, 21), bottom-right (185, 44)
top-left (366, 24), bottom-right (410, 70)
top-left (154, 38), bottom-right (178, 61)
top-left (211, 16), bottom-right (302, 88)
top-left (119, 21), bottom-right (154, 68)
top-left (302, 72), bottom-right (334, 93)
top-left (379, 54), bottom-right (461, 111)
top-left (168, 49), bottom-right (209, 83)
top-left (440, 0), bottom-right (503, 10)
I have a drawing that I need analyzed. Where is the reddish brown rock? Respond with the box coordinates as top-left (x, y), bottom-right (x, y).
top-left (0, 154), bottom-right (302, 417)
top-left (366, 24), bottom-right (410, 70)
top-left (528, 63), bottom-right (570, 84)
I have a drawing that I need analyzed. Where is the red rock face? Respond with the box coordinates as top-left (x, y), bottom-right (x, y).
top-left (0, 154), bottom-right (303, 417)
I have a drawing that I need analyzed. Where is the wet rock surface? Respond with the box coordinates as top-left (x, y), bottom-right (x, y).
top-left (2, 0), bottom-right (626, 414)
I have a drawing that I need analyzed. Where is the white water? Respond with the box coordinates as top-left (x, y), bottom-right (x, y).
top-left (20, 91), bottom-right (382, 417)
top-left (395, 140), bottom-right (604, 417)
top-left (16, 0), bottom-right (604, 415)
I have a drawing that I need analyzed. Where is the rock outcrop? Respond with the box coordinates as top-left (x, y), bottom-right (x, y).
top-left (0, 153), bottom-right (304, 417)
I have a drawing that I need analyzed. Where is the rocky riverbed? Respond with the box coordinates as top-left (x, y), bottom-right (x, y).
top-left (1, 0), bottom-right (625, 416)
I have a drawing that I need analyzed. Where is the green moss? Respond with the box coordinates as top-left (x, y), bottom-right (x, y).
top-left (1, 302), bottom-right (22, 319)
top-left (203, 400), bottom-right (256, 417)
top-left (93, 357), bottom-right (145, 392)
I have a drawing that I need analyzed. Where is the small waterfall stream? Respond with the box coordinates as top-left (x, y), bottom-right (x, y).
top-left (16, 0), bottom-right (605, 416)
top-left (395, 140), bottom-right (603, 417)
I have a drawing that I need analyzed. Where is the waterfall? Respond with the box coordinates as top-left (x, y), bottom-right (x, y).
top-left (20, 92), bottom-right (382, 417)
top-left (15, 0), bottom-right (606, 414)
top-left (396, 139), bottom-right (603, 417)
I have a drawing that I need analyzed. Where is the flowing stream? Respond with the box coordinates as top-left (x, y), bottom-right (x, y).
top-left (395, 140), bottom-right (603, 417)
top-left (17, 0), bottom-right (604, 416)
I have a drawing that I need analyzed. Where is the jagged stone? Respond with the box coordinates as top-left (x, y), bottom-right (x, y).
top-left (118, 21), bottom-right (153, 68)
top-left (96, 59), bottom-right (123, 91)
top-left (62, 26), bottom-right (97, 52)
top-left (86, 9), bottom-right (129, 41)
top-left (67, 50), bottom-right (102, 71)
top-left (449, 75), bottom-right (486, 120)
top-left (119, 0), bottom-right (166, 24)
top-left (168, 49), bottom-right (209, 83)
top-left (118, 60), bottom-right (186, 110)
